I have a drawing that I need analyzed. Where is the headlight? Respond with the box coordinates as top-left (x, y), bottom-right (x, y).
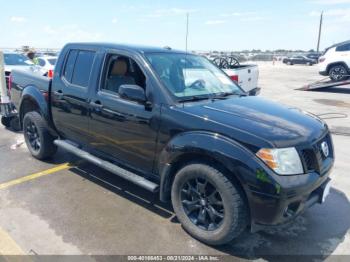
top-left (256, 147), bottom-right (304, 175)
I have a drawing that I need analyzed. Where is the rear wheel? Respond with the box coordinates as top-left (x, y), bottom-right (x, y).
top-left (329, 64), bottom-right (349, 81)
top-left (23, 111), bottom-right (57, 160)
top-left (171, 162), bottom-right (248, 245)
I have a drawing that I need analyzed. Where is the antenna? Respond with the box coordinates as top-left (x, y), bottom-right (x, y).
top-left (316, 11), bottom-right (323, 53)
top-left (185, 13), bottom-right (189, 53)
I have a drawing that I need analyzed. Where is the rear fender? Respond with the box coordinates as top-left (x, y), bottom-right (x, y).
top-left (19, 85), bottom-right (49, 125)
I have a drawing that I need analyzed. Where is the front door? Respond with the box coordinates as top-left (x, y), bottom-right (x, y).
top-left (88, 52), bottom-right (160, 174)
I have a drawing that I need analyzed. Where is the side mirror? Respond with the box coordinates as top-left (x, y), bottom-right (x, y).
top-left (118, 84), bottom-right (146, 103)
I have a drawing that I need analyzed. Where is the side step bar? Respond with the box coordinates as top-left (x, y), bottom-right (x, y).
top-left (54, 140), bottom-right (159, 193)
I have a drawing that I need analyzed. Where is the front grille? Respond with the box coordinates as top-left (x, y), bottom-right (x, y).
top-left (299, 133), bottom-right (333, 175)
top-left (301, 149), bottom-right (319, 172)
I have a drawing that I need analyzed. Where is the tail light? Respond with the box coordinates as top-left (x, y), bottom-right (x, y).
top-left (319, 57), bottom-right (325, 63)
top-left (230, 75), bottom-right (239, 83)
top-left (47, 69), bottom-right (54, 79)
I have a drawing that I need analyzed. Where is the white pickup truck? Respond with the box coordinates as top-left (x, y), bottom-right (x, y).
top-left (211, 56), bottom-right (260, 95)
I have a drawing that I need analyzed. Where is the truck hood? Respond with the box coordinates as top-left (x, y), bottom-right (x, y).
top-left (180, 96), bottom-right (326, 148)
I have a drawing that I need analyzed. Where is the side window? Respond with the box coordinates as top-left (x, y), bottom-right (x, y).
top-left (71, 51), bottom-right (96, 87)
top-left (336, 44), bottom-right (350, 52)
top-left (63, 50), bottom-right (78, 82)
top-left (101, 54), bottom-right (146, 94)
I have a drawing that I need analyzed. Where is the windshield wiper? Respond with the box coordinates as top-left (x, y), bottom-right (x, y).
top-left (178, 95), bottom-right (211, 102)
top-left (211, 91), bottom-right (245, 100)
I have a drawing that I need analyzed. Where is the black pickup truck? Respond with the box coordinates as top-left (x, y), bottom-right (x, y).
top-left (10, 43), bottom-right (334, 245)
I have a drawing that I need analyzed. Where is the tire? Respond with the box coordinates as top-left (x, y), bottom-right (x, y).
top-left (171, 162), bottom-right (248, 245)
top-left (1, 117), bottom-right (11, 128)
top-left (23, 111), bottom-right (57, 160)
top-left (329, 64), bottom-right (349, 81)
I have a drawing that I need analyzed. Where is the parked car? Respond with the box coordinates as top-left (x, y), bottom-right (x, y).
top-left (319, 40), bottom-right (350, 81)
top-left (306, 53), bottom-right (322, 61)
top-left (10, 43), bottom-right (334, 246)
top-left (211, 56), bottom-right (260, 95)
top-left (3, 52), bottom-right (33, 84)
top-left (282, 56), bottom-right (316, 66)
top-left (36, 56), bottom-right (57, 75)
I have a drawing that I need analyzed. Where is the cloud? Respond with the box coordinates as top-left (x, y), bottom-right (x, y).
top-left (10, 16), bottom-right (27, 23)
top-left (219, 11), bottom-right (266, 22)
top-left (240, 16), bottom-right (266, 22)
top-left (311, 0), bottom-right (350, 4)
top-left (42, 24), bottom-right (103, 46)
top-left (205, 20), bottom-right (226, 25)
top-left (146, 8), bottom-right (196, 18)
top-left (112, 18), bottom-right (118, 24)
top-left (220, 11), bottom-right (257, 17)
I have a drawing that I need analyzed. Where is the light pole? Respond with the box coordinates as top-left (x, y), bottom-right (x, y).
top-left (316, 11), bottom-right (323, 53)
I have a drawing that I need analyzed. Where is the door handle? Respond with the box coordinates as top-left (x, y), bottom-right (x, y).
top-left (54, 90), bottom-right (63, 99)
top-left (90, 101), bottom-right (103, 108)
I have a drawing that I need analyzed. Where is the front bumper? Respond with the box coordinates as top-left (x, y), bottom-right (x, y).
top-left (248, 165), bottom-right (333, 230)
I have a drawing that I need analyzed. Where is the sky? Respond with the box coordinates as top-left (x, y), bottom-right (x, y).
top-left (1, 0), bottom-right (350, 51)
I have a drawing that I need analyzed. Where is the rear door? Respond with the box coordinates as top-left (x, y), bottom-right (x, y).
top-left (51, 49), bottom-right (96, 144)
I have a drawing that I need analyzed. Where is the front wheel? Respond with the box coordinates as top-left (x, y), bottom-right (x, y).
top-left (23, 111), bottom-right (57, 160)
top-left (329, 64), bottom-right (349, 81)
top-left (171, 163), bottom-right (248, 245)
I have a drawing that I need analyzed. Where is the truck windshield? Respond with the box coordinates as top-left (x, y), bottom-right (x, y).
top-left (145, 53), bottom-right (243, 100)
top-left (4, 54), bottom-right (31, 66)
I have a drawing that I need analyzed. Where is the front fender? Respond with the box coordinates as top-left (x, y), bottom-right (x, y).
top-left (19, 85), bottom-right (49, 123)
top-left (158, 131), bottom-right (280, 203)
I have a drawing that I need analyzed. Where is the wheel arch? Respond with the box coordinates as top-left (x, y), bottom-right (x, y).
top-left (157, 131), bottom-right (259, 211)
top-left (326, 61), bottom-right (350, 74)
top-left (19, 86), bottom-right (49, 127)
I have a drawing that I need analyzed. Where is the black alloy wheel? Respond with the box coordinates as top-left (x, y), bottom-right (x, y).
top-left (23, 111), bottom-right (57, 160)
top-left (181, 177), bottom-right (224, 231)
top-left (25, 120), bottom-right (41, 152)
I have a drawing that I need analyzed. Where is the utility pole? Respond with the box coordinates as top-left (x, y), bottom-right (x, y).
top-left (316, 11), bottom-right (323, 53)
top-left (185, 13), bottom-right (189, 53)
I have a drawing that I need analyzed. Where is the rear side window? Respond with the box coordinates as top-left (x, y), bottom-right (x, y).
top-left (63, 50), bottom-right (95, 87)
top-left (336, 44), bottom-right (350, 52)
top-left (71, 51), bottom-right (95, 87)
top-left (63, 50), bottom-right (78, 81)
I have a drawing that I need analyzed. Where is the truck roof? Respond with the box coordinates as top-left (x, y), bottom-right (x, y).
top-left (65, 42), bottom-right (187, 54)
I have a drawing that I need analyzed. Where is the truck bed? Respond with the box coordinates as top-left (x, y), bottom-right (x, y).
top-left (223, 64), bottom-right (259, 94)
top-left (10, 69), bottom-right (50, 111)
